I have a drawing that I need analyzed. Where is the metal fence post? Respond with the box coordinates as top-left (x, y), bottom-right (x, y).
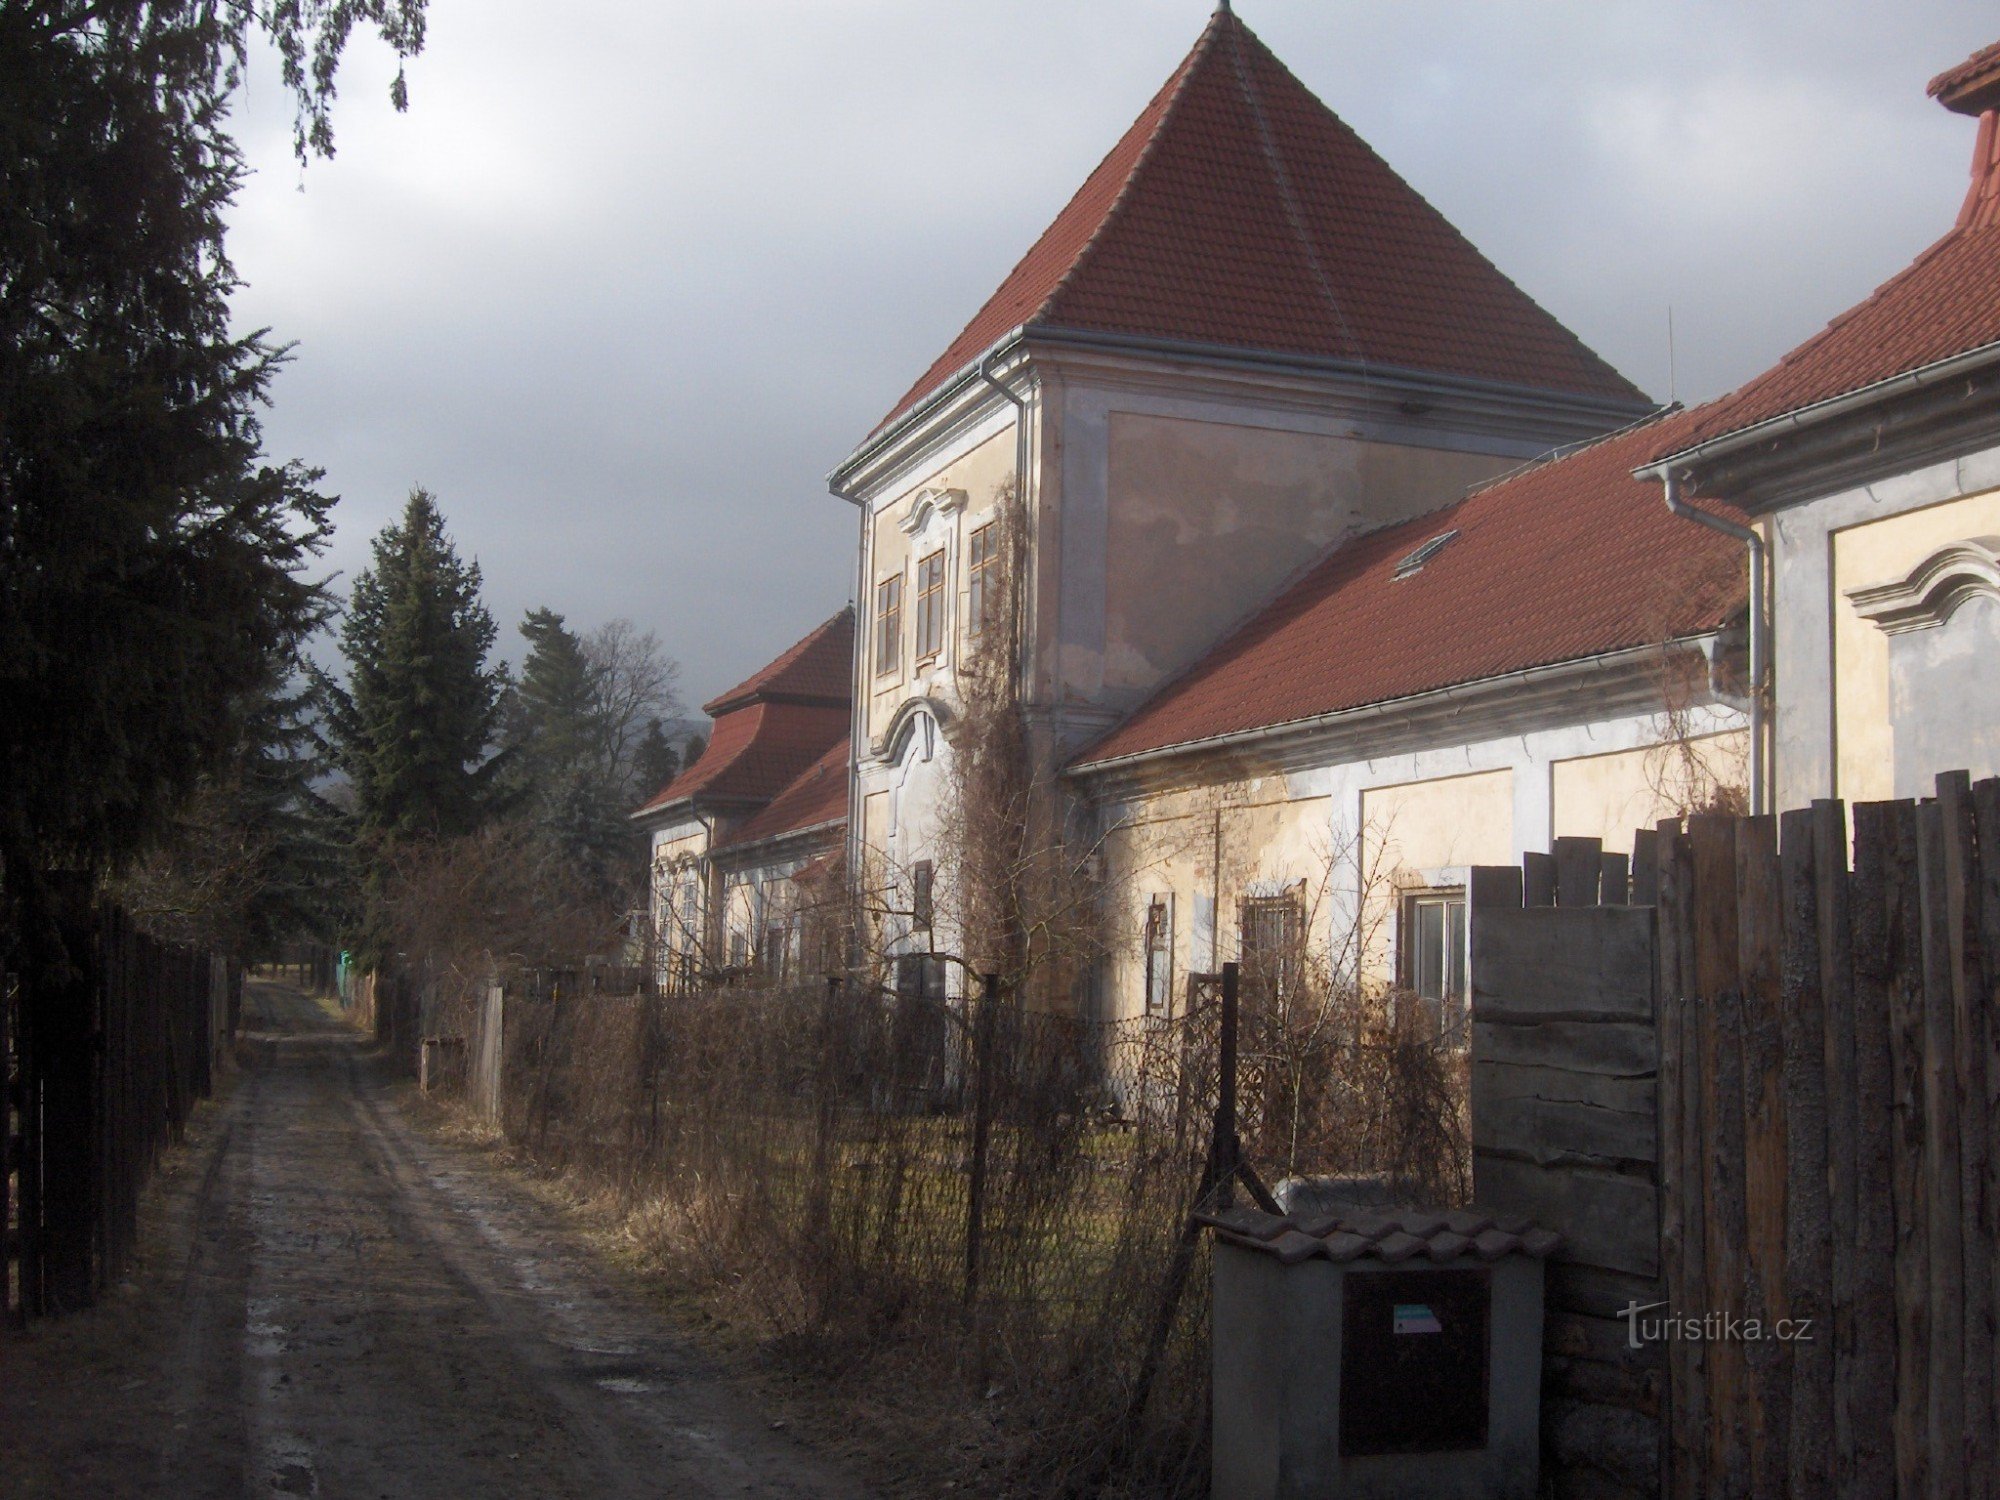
top-left (964, 972), bottom-right (999, 1306)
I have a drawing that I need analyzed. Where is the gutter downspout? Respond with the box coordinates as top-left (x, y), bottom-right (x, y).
top-left (1660, 471), bottom-right (1767, 815)
top-left (829, 479), bottom-right (867, 968)
top-left (977, 350), bottom-right (1037, 731)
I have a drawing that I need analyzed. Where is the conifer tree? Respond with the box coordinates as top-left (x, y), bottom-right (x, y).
top-left (321, 489), bottom-right (507, 847)
top-left (0, 2), bottom-right (428, 950)
top-left (632, 720), bottom-right (681, 800)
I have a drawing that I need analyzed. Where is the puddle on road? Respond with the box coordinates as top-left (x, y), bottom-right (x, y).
top-left (595, 1377), bottom-right (656, 1395)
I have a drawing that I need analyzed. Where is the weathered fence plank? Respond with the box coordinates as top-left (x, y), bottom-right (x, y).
top-left (1737, 815), bottom-right (1789, 1500)
top-left (1688, 814), bottom-right (1750, 1498)
top-left (1655, 820), bottom-right (1697, 1500)
top-left (1524, 850), bottom-right (1557, 908)
top-left (1871, 800), bottom-right (1931, 1500)
top-left (1554, 836), bottom-right (1603, 908)
top-left (1939, 771), bottom-right (1996, 1498)
top-left (1846, 801), bottom-right (1900, 1500)
top-left (1914, 796), bottom-right (1966, 1500)
top-left (1779, 807), bottom-right (1833, 1500)
top-left (1974, 776), bottom-right (2000, 1500)
top-left (1471, 905), bottom-right (1654, 1023)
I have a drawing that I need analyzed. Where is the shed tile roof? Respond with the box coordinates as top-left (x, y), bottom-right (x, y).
top-left (702, 608), bottom-right (854, 716)
top-left (633, 609), bottom-right (853, 820)
top-left (717, 736), bottom-right (850, 852)
top-left (1197, 1204), bottom-right (1562, 1265)
top-left (875, 9), bottom-right (1643, 433)
top-left (632, 701), bottom-right (848, 818)
top-left (1073, 408), bottom-right (1744, 768)
top-left (1656, 43), bottom-right (2000, 460)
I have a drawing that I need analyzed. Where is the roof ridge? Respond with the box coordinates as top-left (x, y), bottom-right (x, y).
top-left (1220, 17), bottom-right (1363, 363)
top-left (1032, 11), bottom-right (1231, 325)
top-left (1462, 402), bottom-right (1685, 498)
top-left (702, 605), bottom-right (854, 715)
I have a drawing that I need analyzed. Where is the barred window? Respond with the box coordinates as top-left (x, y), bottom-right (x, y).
top-left (966, 523), bottom-right (997, 640)
top-left (1240, 891), bottom-right (1304, 1002)
top-left (912, 859), bottom-right (934, 932)
top-left (874, 573), bottom-right (903, 677)
top-left (915, 550), bottom-right (945, 660)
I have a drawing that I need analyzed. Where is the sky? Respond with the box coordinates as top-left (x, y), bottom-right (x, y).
top-left (225, 0), bottom-right (1999, 715)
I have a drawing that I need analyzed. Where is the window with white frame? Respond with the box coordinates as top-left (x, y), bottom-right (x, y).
top-left (1400, 888), bottom-right (1468, 1012)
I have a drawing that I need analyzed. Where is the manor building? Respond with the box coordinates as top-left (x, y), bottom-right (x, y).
top-left (638, 16), bottom-right (2000, 1025)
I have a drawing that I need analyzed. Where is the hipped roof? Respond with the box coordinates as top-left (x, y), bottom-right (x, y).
top-left (875, 7), bottom-right (1643, 435)
top-left (632, 611), bottom-right (852, 819)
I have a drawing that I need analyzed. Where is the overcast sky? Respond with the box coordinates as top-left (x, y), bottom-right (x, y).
top-left (226, 0), bottom-right (1998, 714)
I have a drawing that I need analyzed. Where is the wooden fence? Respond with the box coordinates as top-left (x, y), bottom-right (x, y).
top-left (4, 899), bottom-right (235, 1325)
top-left (1471, 841), bottom-right (1667, 1499)
top-left (1655, 774), bottom-right (1999, 1500)
top-left (1471, 771), bottom-right (1999, 1500)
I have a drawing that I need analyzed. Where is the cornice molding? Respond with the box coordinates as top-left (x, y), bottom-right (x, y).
top-left (1848, 536), bottom-right (2000, 635)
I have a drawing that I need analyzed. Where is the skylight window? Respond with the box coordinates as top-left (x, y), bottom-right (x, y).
top-left (1393, 529), bottom-right (1459, 580)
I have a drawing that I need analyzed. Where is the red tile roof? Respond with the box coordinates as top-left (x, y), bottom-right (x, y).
top-left (875, 9), bottom-right (1643, 433)
top-left (1074, 409), bottom-right (1744, 768)
top-left (1656, 50), bottom-right (2000, 460)
top-left (717, 737), bottom-right (850, 853)
top-left (633, 609), bottom-right (853, 819)
top-left (1930, 39), bottom-right (2000, 116)
top-left (632, 701), bottom-right (848, 817)
top-left (702, 607), bottom-right (854, 715)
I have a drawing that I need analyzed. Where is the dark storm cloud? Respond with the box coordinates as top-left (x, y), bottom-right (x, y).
top-left (224, 0), bottom-right (1999, 703)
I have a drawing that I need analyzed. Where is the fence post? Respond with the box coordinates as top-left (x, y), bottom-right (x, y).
top-left (1213, 961), bottom-right (1240, 1211)
top-left (1936, 770), bottom-right (1994, 1495)
top-left (964, 973), bottom-right (999, 1306)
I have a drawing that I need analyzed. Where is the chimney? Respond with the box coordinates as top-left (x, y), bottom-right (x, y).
top-left (1928, 40), bottom-right (2000, 229)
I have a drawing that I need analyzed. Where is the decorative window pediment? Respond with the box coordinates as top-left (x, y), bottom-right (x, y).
top-left (1847, 536), bottom-right (2000, 635)
top-left (899, 487), bottom-right (967, 536)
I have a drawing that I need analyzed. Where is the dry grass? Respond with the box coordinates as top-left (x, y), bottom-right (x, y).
top-left (428, 968), bottom-right (1468, 1497)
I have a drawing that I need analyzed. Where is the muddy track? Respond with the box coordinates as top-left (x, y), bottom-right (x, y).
top-left (0, 981), bottom-right (862, 1500)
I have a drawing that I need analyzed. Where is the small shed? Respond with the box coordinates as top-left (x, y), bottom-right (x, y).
top-left (1203, 1203), bottom-right (1561, 1500)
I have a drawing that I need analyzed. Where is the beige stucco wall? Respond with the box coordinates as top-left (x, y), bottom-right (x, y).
top-left (1100, 415), bottom-right (1506, 699)
top-left (1353, 769), bottom-right (1513, 982)
top-left (865, 426), bottom-right (1016, 746)
top-left (1550, 730), bottom-right (1749, 849)
top-left (1099, 778), bottom-right (1335, 1026)
top-left (649, 823), bottom-right (713, 965)
top-left (1830, 487), bottom-right (2000, 803)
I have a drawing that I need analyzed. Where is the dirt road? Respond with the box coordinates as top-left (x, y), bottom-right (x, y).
top-left (0, 981), bottom-right (863, 1499)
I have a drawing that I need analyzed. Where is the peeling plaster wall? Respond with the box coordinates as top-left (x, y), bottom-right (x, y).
top-left (1766, 441), bottom-right (2000, 808)
top-left (1089, 700), bottom-right (1746, 1025)
top-left (864, 424), bottom-right (1017, 748)
top-left (1100, 414), bottom-right (1504, 702)
top-left (1550, 731), bottom-right (1749, 846)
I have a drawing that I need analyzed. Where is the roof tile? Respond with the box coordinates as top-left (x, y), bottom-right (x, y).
top-left (717, 736), bottom-right (850, 852)
top-left (875, 11), bottom-right (1642, 433)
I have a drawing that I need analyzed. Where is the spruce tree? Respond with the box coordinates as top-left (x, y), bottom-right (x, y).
top-left (0, 2), bottom-right (427, 954)
top-left (632, 720), bottom-right (681, 800)
top-left (322, 489), bottom-right (506, 847)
